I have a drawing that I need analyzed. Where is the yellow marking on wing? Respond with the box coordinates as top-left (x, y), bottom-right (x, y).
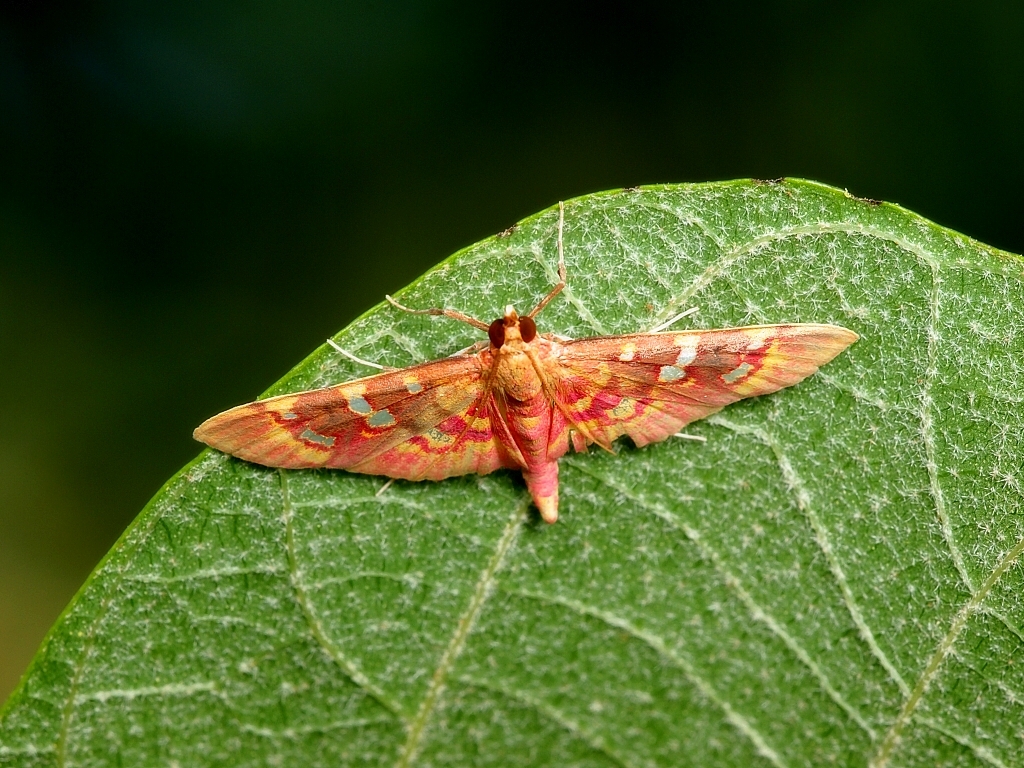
top-left (263, 395), bottom-right (301, 416)
top-left (255, 428), bottom-right (331, 465)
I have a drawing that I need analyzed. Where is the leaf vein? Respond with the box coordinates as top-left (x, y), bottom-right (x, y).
top-left (920, 262), bottom-right (975, 592)
top-left (455, 675), bottom-right (640, 768)
top-left (913, 715), bottom-right (1010, 768)
top-left (74, 681), bottom-right (224, 705)
top-left (503, 586), bottom-right (789, 768)
top-left (640, 200), bottom-right (726, 250)
top-left (279, 470), bottom-right (406, 720)
top-left (240, 716), bottom-right (398, 740)
top-left (708, 416), bottom-right (912, 697)
top-left (395, 501), bottom-right (529, 768)
top-left (52, 455), bottom-right (214, 766)
top-left (124, 564), bottom-right (286, 585)
top-left (976, 606), bottom-right (1024, 645)
top-left (0, 744), bottom-right (56, 757)
top-left (870, 533), bottom-right (1024, 768)
top-left (569, 460), bottom-right (877, 740)
top-left (674, 220), bottom-right (949, 311)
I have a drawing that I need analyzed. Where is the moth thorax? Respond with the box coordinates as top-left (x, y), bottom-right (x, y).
top-left (493, 347), bottom-right (545, 401)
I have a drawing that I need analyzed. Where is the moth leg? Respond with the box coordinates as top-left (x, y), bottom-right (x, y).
top-left (326, 338), bottom-right (398, 371)
top-left (646, 306), bottom-right (699, 333)
top-left (673, 432), bottom-right (708, 443)
top-left (569, 429), bottom-right (588, 453)
top-left (375, 478), bottom-right (397, 497)
top-left (385, 294), bottom-right (490, 331)
top-left (448, 340), bottom-right (490, 357)
top-left (527, 200), bottom-right (568, 318)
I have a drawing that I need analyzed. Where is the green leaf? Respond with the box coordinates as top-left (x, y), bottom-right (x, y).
top-left (2, 180), bottom-right (1023, 768)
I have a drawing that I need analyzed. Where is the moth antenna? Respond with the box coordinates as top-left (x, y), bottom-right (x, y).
top-left (326, 338), bottom-right (395, 371)
top-left (385, 294), bottom-right (490, 331)
top-left (527, 200), bottom-right (568, 318)
top-left (556, 201), bottom-right (567, 284)
top-left (647, 306), bottom-right (700, 333)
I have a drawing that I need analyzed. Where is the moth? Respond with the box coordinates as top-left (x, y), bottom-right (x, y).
top-left (194, 204), bottom-right (857, 523)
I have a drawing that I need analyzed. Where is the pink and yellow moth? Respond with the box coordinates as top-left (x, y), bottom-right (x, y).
top-left (194, 204), bottom-right (857, 523)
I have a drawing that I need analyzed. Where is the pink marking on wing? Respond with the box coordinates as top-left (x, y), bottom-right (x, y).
top-left (437, 415), bottom-right (467, 433)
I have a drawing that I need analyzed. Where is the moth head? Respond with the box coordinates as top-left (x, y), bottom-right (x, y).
top-left (488, 304), bottom-right (537, 348)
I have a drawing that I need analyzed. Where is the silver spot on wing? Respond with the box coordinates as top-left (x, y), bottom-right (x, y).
top-left (348, 396), bottom-right (373, 414)
top-left (658, 365), bottom-right (686, 382)
top-left (300, 428), bottom-right (335, 447)
top-left (674, 338), bottom-right (698, 366)
top-left (722, 362), bottom-right (754, 384)
top-left (367, 409), bottom-right (396, 428)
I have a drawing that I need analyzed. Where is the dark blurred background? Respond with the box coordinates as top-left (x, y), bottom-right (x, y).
top-left (1, 0), bottom-right (1022, 701)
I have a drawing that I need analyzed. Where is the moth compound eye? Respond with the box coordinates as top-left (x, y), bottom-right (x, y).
top-left (488, 318), bottom-right (506, 348)
top-left (519, 315), bottom-right (537, 342)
